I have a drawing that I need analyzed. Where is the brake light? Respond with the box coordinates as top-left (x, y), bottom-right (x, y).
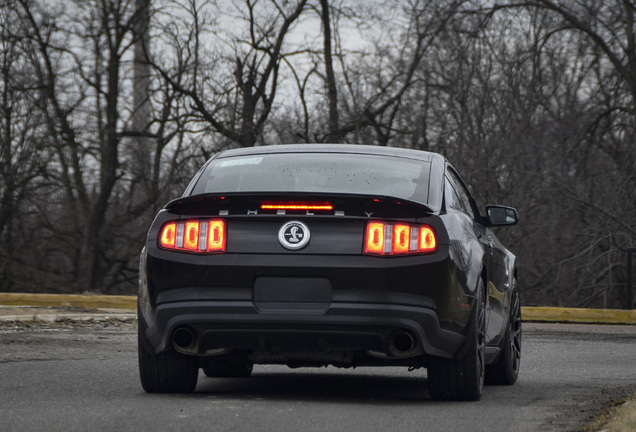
top-left (365, 222), bottom-right (386, 254)
top-left (364, 221), bottom-right (437, 255)
top-left (261, 201), bottom-right (333, 211)
top-left (392, 224), bottom-right (411, 253)
top-left (160, 222), bottom-right (177, 248)
top-left (419, 226), bottom-right (436, 252)
top-left (183, 221), bottom-right (200, 250)
top-left (159, 219), bottom-right (226, 253)
top-left (207, 220), bottom-right (226, 252)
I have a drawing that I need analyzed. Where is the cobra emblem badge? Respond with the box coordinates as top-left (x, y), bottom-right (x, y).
top-left (278, 221), bottom-right (310, 250)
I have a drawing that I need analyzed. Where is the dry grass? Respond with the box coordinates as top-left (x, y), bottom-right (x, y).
top-left (582, 396), bottom-right (636, 432)
top-left (598, 399), bottom-right (636, 432)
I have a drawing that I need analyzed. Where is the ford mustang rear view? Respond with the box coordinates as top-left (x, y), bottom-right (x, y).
top-left (138, 144), bottom-right (521, 401)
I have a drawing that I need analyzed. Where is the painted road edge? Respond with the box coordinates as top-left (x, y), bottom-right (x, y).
top-left (0, 293), bottom-right (136, 310)
top-left (0, 293), bottom-right (634, 324)
top-left (521, 306), bottom-right (636, 325)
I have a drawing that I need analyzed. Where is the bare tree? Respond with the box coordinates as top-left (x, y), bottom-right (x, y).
top-left (318, 0), bottom-right (340, 142)
top-left (15, 0), bottom-right (150, 291)
top-left (150, 0), bottom-right (308, 149)
top-left (0, 0), bottom-right (633, 307)
top-left (130, 0), bottom-right (153, 195)
top-left (0, 0), bottom-right (50, 290)
top-left (489, 0), bottom-right (636, 178)
top-left (481, 0), bottom-right (636, 307)
top-left (425, 1), bottom-right (636, 308)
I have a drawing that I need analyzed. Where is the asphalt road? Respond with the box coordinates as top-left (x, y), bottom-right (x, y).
top-left (1, 321), bottom-right (635, 432)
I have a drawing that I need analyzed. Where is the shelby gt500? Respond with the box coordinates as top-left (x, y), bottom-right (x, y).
top-left (138, 144), bottom-right (521, 401)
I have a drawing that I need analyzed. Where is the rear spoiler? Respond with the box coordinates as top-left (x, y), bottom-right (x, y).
top-left (165, 192), bottom-right (435, 219)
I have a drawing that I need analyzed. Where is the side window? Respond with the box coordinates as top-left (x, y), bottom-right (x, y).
top-left (444, 177), bottom-right (463, 212)
top-left (446, 171), bottom-right (474, 218)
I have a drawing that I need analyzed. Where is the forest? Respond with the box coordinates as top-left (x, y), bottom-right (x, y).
top-left (0, 0), bottom-right (634, 309)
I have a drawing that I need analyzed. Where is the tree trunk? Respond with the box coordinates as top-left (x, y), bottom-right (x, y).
top-left (320, 0), bottom-right (340, 142)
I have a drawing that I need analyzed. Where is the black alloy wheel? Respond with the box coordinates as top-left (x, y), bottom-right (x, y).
top-left (138, 307), bottom-right (199, 393)
top-left (486, 283), bottom-right (521, 385)
top-left (427, 278), bottom-right (486, 401)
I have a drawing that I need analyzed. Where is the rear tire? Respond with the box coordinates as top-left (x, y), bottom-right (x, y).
top-left (485, 283), bottom-right (521, 385)
top-left (427, 279), bottom-right (486, 401)
top-left (138, 309), bottom-right (199, 393)
top-left (203, 361), bottom-right (253, 378)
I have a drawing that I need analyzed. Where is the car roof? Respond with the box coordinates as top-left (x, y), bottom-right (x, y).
top-left (214, 144), bottom-right (443, 163)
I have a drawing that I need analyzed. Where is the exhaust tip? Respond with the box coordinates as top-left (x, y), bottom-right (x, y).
top-left (172, 327), bottom-right (196, 352)
top-left (388, 331), bottom-right (416, 356)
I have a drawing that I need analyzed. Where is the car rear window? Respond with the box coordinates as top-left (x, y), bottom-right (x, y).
top-left (191, 153), bottom-right (431, 203)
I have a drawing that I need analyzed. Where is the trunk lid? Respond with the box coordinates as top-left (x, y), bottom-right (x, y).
top-left (164, 192), bottom-right (437, 255)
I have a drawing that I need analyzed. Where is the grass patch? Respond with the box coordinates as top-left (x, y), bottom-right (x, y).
top-left (599, 398), bottom-right (636, 432)
top-left (582, 395), bottom-right (636, 432)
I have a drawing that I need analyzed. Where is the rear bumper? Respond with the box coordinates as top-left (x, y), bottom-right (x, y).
top-left (140, 294), bottom-right (465, 362)
top-left (139, 246), bottom-right (472, 364)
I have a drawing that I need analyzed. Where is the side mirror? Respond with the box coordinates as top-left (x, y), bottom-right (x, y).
top-left (486, 205), bottom-right (518, 227)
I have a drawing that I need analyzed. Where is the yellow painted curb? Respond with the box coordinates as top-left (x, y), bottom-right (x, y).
top-left (0, 293), bottom-right (136, 310)
top-left (522, 306), bottom-right (636, 325)
top-left (0, 294), bottom-right (634, 324)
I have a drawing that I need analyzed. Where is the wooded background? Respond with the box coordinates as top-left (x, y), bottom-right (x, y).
top-left (1, 0), bottom-right (634, 308)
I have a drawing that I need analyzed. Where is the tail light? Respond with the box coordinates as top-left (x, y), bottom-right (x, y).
top-left (159, 219), bottom-right (226, 253)
top-left (364, 221), bottom-right (436, 256)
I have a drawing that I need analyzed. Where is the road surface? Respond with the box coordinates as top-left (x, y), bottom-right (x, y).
top-left (1, 320), bottom-right (635, 431)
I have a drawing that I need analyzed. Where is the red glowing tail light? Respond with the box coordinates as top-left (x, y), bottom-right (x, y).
top-left (392, 224), bottom-right (411, 253)
top-left (207, 220), bottom-right (226, 252)
top-left (418, 226), bottom-right (436, 252)
top-left (365, 222), bottom-right (386, 254)
top-left (364, 221), bottom-right (437, 256)
top-left (183, 221), bottom-right (200, 250)
top-left (159, 219), bottom-right (226, 253)
top-left (160, 222), bottom-right (177, 248)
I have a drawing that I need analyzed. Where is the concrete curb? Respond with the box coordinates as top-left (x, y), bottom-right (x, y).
top-left (521, 306), bottom-right (636, 325)
top-left (0, 293), bottom-right (136, 324)
top-left (0, 293), bottom-right (635, 325)
top-left (0, 311), bottom-right (136, 323)
top-left (0, 293), bottom-right (136, 310)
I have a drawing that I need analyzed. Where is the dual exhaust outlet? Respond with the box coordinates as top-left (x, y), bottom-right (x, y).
top-left (387, 330), bottom-right (418, 357)
top-left (172, 327), bottom-right (197, 353)
top-left (171, 326), bottom-right (419, 358)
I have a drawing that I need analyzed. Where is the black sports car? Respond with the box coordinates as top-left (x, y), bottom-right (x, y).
top-left (138, 144), bottom-right (521, 401)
